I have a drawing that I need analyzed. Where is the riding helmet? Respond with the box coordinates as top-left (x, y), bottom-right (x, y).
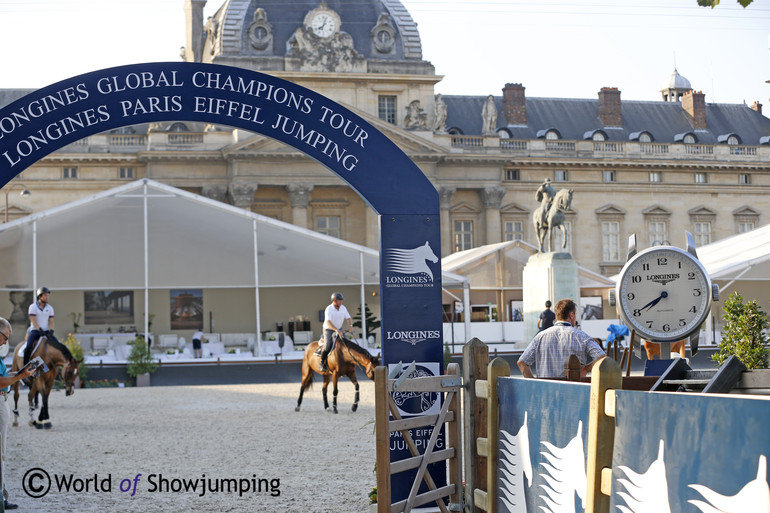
top-left (37, 286), bottom-right (51, 298)
top-left (331, 292), bottom-right (344, 301)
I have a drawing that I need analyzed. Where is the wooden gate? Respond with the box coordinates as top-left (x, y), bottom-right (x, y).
top-left (374, 362), bottom-right (463, 513)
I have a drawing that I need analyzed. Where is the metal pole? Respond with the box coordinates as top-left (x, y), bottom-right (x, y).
top-left (32, 220), bottom-right (37, 296)
top-left (253, 218), bottom-right (262, 357)
top-left (360, 251), bottom-right (366, 345)
top-left (143, 182), bottom-right (149, 341)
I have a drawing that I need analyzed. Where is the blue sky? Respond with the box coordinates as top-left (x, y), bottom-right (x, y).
top-left (0, 0), bottom-right (768, 106)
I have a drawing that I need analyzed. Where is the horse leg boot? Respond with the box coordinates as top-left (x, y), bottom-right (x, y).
top-left (352, 382), bottom-right (360, 412)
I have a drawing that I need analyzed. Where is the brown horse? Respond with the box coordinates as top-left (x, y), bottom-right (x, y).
top-left (295, 336), bottom-right (379, 414)
top-left (11, 336), bottom-right (80, 429)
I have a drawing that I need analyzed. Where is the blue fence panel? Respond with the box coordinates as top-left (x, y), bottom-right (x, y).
top-left (497, 377), bottom-right (591, 513)
top-left (611, 390), bottom-right (770, 513)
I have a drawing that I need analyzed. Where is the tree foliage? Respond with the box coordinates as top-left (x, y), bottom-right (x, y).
top-left (713, 292), bottom-right (769, 369)
top-left (352, 304), bottom-right (380, 340)
top-left (126, 336), bottom-right (159, 377)
top-left (698, 0), bottom-right (753, 7)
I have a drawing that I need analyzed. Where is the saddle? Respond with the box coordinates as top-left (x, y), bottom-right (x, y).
top-left (313, 333), bottom-right (342, 356)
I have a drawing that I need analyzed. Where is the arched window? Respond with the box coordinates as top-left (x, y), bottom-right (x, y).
top-left (683, 134), bottom-right (696, 144)
top-left (592, 131), bottom-right (605, 141)
top-left (639, 132), bottom-right (652, 143)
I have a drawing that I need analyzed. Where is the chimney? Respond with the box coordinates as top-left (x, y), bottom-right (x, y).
top-left (502, 83), bottom-right (526, 125)
top-left (184, 0), bottom-right (207, 63)
top-left (682, 90), bottom-right (707, 130)
top-left (598, 87), bottom-right (622, 127)
top-left (751, 101), bottom-right (763, 115)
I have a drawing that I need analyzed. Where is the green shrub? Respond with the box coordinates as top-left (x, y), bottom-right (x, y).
top-left (126, 337), bottom-right (159, 377)
top-left (713, 292), bottom-right (770, 369)
top-left (63, 333), bottom-right (88, 382)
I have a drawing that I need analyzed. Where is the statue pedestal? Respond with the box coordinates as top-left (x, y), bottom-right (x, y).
top-left (523, 252), bottom-right (580, 344)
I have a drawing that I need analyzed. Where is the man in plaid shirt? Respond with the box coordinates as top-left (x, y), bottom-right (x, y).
top-left (518, 299), bottom-right (605, 378)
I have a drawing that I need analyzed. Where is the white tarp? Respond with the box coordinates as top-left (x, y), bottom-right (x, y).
top-left (0, 179), bottom-right (466, 291)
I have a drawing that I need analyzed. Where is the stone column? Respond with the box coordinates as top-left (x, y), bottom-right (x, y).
top-left (286, 183), bottom-right (314, 229)
top-left (481, 186), bottom-right (505, 245)
top-left (438, 186), bottom-right (456, 256)
top-left (228, 180), bottom-right (258, 210)
top-left (201, 184), bottom-right (227, 203)
top-left (365, 208), bottom-right (379, 249)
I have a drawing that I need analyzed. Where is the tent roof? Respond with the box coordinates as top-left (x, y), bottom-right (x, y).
top-left (694, 223), bottom-right (770, 282)
top-left (0, 179), bottom-right (467, 291)
top-left (442, 239), bottom-right (615, 290)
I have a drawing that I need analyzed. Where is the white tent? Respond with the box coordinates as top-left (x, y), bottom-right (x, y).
top-left (0, 179), bottom-right (467, 342)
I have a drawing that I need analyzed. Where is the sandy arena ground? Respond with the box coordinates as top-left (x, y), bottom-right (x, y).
top-left (4, 380), bottom-right (378, 512)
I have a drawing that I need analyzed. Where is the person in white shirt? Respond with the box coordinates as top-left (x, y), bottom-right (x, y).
top-left (192, 329), bottom-right (206, 359)
top-left (24, 286), bottom-right (61, 366)
top-left (320, 292), bottom-right (353, 372)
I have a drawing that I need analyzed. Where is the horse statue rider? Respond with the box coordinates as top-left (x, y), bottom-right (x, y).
top-left (533, 179), bottom-right (574, 253)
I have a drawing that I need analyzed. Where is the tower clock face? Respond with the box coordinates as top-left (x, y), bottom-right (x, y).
top-left (617, 246), bottom-right (712, 342)
top-left (310, 13), bottom-right (337, 38)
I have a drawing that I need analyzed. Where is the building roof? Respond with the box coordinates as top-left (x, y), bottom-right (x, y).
top-left (205, 0), bottom-right (428, 65)
top-left (443, 94), bottom-right (770, 144)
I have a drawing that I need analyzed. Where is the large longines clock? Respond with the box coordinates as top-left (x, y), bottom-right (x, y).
top-left (610, 232), bottom-right (718, 356)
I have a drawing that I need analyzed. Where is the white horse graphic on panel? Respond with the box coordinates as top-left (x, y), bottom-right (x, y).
top-left (538, 420), bottom-right (587, 513)
top-left (688, 454), bottom-right (769, 513)
top-left (616, 440), bottom-right (769, 513)
top-left (616, 440), bottom-right (672, 513)
top-left (386, 241), bottom-right (438, 281)
top-left (498, 411), bottom-right (533, 512)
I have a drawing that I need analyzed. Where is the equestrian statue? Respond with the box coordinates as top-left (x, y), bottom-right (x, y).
top-left (533, 178), bottom-right (574, 253)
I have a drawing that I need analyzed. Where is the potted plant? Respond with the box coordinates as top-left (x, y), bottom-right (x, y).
top-left (126, 336), bottom-right (158, 386)
top-left (713, 292), bottom-right (770, 370)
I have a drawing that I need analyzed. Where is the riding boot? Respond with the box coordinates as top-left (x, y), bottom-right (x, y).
top-left (320, 353), bottom-right (329, 372)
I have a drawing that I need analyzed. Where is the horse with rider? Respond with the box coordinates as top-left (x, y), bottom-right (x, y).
top-left (533, 178), bottom-right (574, 253)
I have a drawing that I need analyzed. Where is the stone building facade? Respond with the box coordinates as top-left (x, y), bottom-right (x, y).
top-left (2, 0), bottom-right (770, 305)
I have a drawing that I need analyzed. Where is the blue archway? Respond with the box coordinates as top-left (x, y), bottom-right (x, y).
top-left (0, 62), bottom-right (443, 499)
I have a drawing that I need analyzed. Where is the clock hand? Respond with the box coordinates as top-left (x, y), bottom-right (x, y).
top-left (640, 291), bottom-right (668, 312)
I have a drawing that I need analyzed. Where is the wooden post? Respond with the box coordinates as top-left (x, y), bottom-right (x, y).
top-left (463, 338), bottom-right (488, 513)
top-left (375, 366), bottom-right (390, 513)
top-left (481, 357), bottom-right (510, 513)
top-left (585, 358), bottom-right (621, 513)
top-left (446, 362), bottom-right (463, 511)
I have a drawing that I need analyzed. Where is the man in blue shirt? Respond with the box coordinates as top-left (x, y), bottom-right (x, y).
top-left (0, 317), bottom-right (36, 510)
top-left (518, 299), bottom-right (605, 379)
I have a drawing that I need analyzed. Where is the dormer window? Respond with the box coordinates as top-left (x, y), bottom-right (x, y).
top-left (497, 129), bottom-right (512, 139)
top-left (717, 133), bottom-right (742, 145)
top-left (537, 128), bottom-right (561, 140)
top-left (629, 131), bottom-right (654, 142)
top-left (584, 129), bottom-right (607, 141)
top-left (675, 132), bottom-right (697, 144)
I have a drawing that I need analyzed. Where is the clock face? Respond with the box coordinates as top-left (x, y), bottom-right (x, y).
top-left (310, 13), bottom-right (337, 38)
top-left (617, 247), bottom-right (711, 342)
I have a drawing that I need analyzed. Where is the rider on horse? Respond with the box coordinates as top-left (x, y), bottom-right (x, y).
top-left (23, 286), bottom-right (62, 368)
top-left (320, 292), bottom-right (353, 372)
